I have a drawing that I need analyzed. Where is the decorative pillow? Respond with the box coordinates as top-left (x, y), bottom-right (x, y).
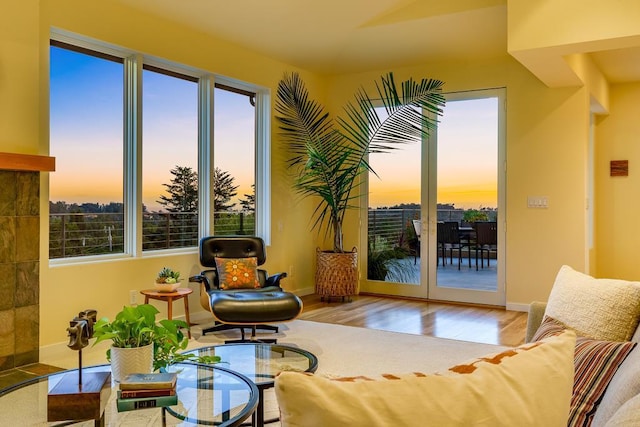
top-left (545, 265), bottom-right (640, 341)
top-left (275, 331), bottom-right (576, 427)
top-left (214, 257), bottom-right (260, 290)
top-left (532, 316), bottom-right (637, 427)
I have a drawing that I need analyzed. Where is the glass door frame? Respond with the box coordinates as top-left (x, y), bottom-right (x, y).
top-left (360, 88), bottom-right (506, 306)
top-left (426, 88), bottom-right (506, 306)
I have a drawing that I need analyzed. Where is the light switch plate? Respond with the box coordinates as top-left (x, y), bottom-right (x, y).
top-left (527, 196), bottom-right (548, 208)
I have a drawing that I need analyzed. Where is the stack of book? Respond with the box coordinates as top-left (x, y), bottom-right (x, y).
top-left (116, 372), bottom-right (178, 412)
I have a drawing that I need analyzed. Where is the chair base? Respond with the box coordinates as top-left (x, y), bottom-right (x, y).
top-left (224, 325), bottom-right (278, 344)
top-left (201, 322), bottom-right (278, 336)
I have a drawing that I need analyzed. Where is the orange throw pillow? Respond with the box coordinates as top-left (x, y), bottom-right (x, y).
top-left (215, 257), bottom-right (261, 290)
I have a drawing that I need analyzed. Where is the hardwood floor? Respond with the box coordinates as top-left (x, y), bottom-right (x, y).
top-left (0, 294), bottom-right (527, 394)
top-left (298, 294), bottom-right (528, 348)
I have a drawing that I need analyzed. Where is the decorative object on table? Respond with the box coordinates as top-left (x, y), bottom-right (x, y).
top-left (48, 309), bottom-right (111, 424)
top-left (92, 304), bottom-right (219, 382)
top-left (116, 372), bottom-right (178, 412)
top-left (154, 266), bottom-right (182, 292)
top-left (275, 72), bottom-right (444, 301)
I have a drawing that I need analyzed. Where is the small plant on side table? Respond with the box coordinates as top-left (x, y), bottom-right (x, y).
top-left (156, 267), bottom-right (181, 285)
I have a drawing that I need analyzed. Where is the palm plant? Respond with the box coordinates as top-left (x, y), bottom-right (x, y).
top-left (275, 72), bottom-right (445, 253)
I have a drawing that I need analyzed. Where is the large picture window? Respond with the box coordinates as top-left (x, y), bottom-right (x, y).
top-left (49, 33), bottom-right (269, 261)
top-left (49, 42), bottom-right (125, 258)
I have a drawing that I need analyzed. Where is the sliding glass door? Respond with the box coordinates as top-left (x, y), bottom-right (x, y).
top-left (363, 89), bottom-right (505, 306)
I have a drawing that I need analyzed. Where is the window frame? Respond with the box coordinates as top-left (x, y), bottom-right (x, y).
top-left (49, 29), bottom-right (271, 264)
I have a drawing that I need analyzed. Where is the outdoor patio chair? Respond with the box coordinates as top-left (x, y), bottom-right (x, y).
top-left (412, 219), bottom-right (421, 264)
top-left (437, 221), bottom-right (472, 270)
top-left (473, 221), bottom-right (497, 271)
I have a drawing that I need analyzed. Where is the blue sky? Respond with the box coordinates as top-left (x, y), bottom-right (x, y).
top-left (51, 45), bottom-right (497, 212)
top-left (50, 45), bottom-right (255, 212)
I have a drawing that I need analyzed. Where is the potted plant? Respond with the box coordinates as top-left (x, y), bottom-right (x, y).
top-left (155, 266), bottom-right (181, 292)
top-left (275, 72), bottom-right (445, 299)
top-left (462, 209), bottom-right (490, 225)
top-left (93, 304), bottom-right (218, 381)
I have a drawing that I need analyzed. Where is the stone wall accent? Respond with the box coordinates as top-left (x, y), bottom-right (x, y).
top-left (0, 170), bottom-right (39, 371)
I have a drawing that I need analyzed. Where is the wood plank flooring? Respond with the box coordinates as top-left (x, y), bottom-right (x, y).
top-left (0, 294), bottom-right (527, 393)
top-left (298, 294), bottom-right (528, 347)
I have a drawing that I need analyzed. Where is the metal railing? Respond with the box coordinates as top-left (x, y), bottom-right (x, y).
top-left (367, 208), bottom-right (497, 250)
top-left (49, 211), bottom-right (255, 259)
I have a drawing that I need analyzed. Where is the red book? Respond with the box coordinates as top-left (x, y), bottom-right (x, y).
top-left (118, 389), bottom-right (176, 399)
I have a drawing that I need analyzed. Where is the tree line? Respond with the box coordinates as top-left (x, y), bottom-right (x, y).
top-left (50, 166), bottom-right (255, 214)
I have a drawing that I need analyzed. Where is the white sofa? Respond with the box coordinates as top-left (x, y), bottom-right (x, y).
top-left (275, 266), bottom-right (640, 426)
top-left (527, 301), bottom-right (640, 427)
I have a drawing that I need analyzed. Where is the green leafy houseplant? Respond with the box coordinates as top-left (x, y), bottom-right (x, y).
top-left (93, 304), bottom-right (219, 372)
top-left (275, 72), bottom-right (445, 253)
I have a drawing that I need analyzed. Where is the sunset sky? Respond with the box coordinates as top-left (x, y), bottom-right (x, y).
top-left (50, 45), bottom-right (497, 213)
top-left (50, 45), bottom-right (254, 212)
top-left (369, 97), bottom-right (498, 209)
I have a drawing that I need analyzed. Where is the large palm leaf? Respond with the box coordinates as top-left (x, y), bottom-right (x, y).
top-left (275, 72), bottom-right (444, 252)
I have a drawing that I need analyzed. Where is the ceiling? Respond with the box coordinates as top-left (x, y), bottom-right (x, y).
top-left (114, 0), bottom-right (640, 83)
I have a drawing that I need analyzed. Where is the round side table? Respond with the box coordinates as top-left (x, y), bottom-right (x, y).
top-left (140, 288), bottom-right (193, 338)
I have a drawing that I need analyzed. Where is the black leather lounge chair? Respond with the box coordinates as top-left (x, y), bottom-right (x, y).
top-left (189, 236), bottom-right (303, 343)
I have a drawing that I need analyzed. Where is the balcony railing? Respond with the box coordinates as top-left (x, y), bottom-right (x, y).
top-left (49, 211), bottom-right (255, 259)
top-left (367, 208), bottom-right (497, 251)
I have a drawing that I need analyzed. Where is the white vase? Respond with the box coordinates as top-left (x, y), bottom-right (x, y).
top-left (110, 343), bottom-right (154, 382)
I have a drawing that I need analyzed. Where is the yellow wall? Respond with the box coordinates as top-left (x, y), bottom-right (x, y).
top-left (595, 82), bottom-right (640, 280)
top-left (1, 2), bottom-right (41, 154)
top-left (32, 0), bottom-right (324, 346)
top-left (329, 57), bottom-right (591, 305)
top-left (2, 1), bottom-right (634, 349)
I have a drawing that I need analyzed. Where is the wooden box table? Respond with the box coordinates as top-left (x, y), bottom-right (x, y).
top-left (140, 288), bottom-right (193, 338)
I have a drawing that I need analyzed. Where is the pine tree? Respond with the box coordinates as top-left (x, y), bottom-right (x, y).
top-left (157, 166), bottom-right (198, 212)
top-left (239, 184), bottom-right (255, 212)
top-left (214, 167), bottom-right (239, 211)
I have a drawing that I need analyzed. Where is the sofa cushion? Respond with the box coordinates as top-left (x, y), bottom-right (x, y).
top-left (532, 316), bottom-right (637, 427)
top-left (275, 331), bottom-right (576, 427)
top-left (603, 393), bottom-right (640, 426)
top-left (591, 343), bottom-right (640, 426)
top-left (545, 265), bottom-right (640, 342)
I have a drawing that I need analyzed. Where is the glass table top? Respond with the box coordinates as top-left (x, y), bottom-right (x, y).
top-left (0, 362), bottom-right (258, 426)
top-left (183, 343), bottom-right (318, 387)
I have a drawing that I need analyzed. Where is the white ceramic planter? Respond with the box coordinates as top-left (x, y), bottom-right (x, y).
top-left (110, 343), bottom-right (154, 382)
top-left (154, 281), bottom-right (181, 292)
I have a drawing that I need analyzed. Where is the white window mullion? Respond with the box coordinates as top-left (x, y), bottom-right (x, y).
top-left (255, 90), bottom-right (271, 245)
top-left (198, 75), bottom-right (215, 238)
top-left (124, 54), bottom-right (143, 256)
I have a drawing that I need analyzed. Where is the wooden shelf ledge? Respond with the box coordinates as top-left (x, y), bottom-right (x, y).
top-left (0, 152), bottom-right (55, 172)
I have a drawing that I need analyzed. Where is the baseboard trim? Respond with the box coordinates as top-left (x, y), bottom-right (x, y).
top-left (506, 302), bottom-right (530, 312)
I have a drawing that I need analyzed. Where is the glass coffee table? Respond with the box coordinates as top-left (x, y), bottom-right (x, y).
top-left (0, 362), bottom-right (258, 426)
top-left (183, 343), bottom-right (318, 427)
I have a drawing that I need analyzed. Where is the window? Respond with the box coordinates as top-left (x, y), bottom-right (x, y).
top-left (213, 85), bottom-right (256, 235)
top-left (142, 67), bottom-right (198, 251)
top-left (49, 42), bottom-right (125, 258)
top-left (49, 32), bottom-right (270, 261)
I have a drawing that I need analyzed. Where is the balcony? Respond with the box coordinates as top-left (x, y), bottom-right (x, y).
top-left (368, 208), bottom-right (497, 291)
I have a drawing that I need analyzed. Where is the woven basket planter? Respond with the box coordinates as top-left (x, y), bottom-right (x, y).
top-left (315, 247), bottom-right (358, 300)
